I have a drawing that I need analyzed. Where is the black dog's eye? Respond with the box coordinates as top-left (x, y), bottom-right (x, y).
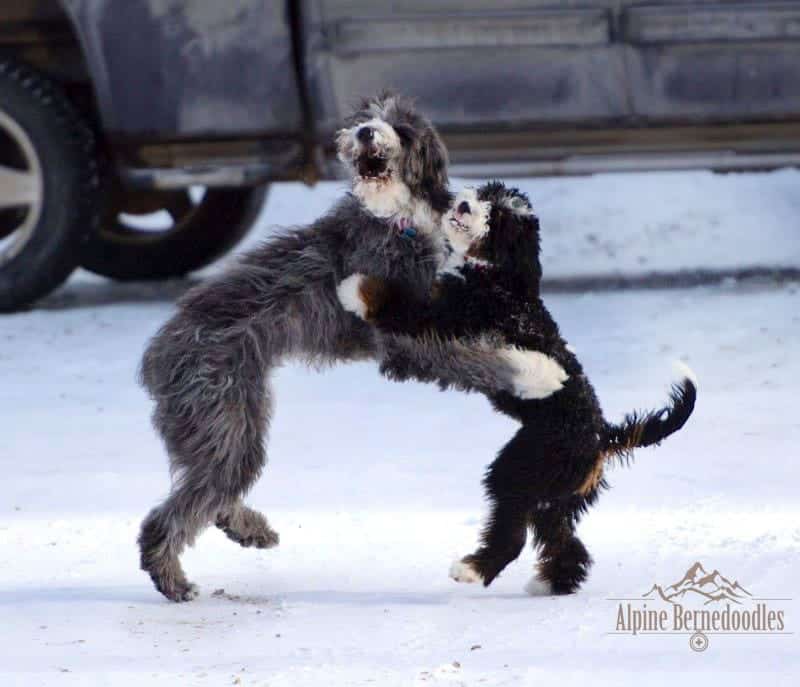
top-left (394, 123), bottom-right (415, 147)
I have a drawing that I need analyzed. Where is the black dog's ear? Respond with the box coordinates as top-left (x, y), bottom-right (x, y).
top-left (486, 205), bottom-right (542, 295)
top-left (519, 214), bottom-right (543, 292)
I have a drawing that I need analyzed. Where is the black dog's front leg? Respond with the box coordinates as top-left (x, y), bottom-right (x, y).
top-left (346, 275), bottom-right (523, 396)
top-left (338, 273), bottom-right (566, 399)
top-left (357, 274), bottom-right (458, 338)
top-left (377, 330), bottom-right (518, 397)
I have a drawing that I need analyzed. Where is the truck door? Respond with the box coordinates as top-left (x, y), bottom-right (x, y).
top-left (63, 0), bottom-right (304, 138)
top-left (302, 1), bottom-right (629, 139)
top-left (622, 1), bottom-right (800, 122)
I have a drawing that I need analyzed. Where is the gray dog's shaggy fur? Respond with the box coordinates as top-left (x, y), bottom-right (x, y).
top-left (137, 94), bottom-right (526, 602)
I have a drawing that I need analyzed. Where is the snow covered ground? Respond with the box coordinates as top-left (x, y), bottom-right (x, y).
top-left (2, 171), bottom-right (799, 686)
top-left (230, 168), bottom-right (800, 279)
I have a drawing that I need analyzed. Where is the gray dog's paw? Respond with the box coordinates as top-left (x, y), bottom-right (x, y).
top-left (154, 577), bottom-right (199, 603)
top-left (217, 508), bottom-right (280, 550)
top-left (229, 527), bottom-right (280, 550)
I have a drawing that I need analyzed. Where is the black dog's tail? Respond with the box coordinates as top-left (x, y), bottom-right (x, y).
top-left (602, 363), bottom-right (697, 463)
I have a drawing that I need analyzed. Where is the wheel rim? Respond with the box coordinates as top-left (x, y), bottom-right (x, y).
top-left (102, 187), bottom-right (206, 245)
top-left (0, 109), bottom-right (43, 265)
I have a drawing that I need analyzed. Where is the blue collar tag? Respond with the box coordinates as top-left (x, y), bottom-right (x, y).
top-left (395, 217), bottom-right (417, 240)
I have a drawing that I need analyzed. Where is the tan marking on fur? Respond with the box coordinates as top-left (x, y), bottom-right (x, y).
top-left (577, 419), bottom-right (648, 497)
top-left (466, 240), bottom-right (487, 261)
top-left (358, 275), bottom-right (388, 321)
top-left (360, 277), bottom-right (443, 322)
top-left (575, 450), bottom-right (608, 497)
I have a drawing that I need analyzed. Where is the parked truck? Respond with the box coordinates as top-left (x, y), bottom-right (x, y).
top-left (2, 0), bottom-right (800, 310)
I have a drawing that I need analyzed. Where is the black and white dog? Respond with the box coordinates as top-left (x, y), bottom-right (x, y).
top-left (138, 96), bottom-right (561, 602)
top-left (339, 181), bottom-right (697, 594)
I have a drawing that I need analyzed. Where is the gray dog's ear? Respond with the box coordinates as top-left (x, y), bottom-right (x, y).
top-left (403, 127), bottom-right (450, 211)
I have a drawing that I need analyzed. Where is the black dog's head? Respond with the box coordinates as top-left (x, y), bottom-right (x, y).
top-left (336, 92), bottom-right (450, 216)
top-left (445, 181), bottom-right (542, 292)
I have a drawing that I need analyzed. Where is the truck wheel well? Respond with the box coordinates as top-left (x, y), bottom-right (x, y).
top-left (0, 0), bottom-right (99, 128)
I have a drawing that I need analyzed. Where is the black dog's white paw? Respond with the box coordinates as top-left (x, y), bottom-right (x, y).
top-left (523, 576), bottom-right (553, 596)
top-left (337, 274), bottom-right (367, 318)
top-left (449, 559), bottom-right (483, 584)
top-left (500, 348), bottom-right (568, 400)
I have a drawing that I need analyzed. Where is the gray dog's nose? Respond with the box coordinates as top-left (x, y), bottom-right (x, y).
top-left (357, 126), bottom-right (374, 143)
top-left (457, 201), bottom-right (471, 215)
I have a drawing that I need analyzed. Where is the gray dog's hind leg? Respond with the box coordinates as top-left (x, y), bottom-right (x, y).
top-left (216, 502), bottom-right (280, 549)
top-left (138, 438), bottom-right (271, 602)
top-left (378, 332), bottom-right (518, 396)
top-left (138, 332), bottom-right (274, 602)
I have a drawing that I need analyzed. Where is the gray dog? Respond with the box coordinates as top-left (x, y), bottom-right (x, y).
top-left (138, 94), bottom-right (559, 602)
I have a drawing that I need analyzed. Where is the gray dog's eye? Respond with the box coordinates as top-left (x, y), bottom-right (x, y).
top-left (511, 198), bottom-right (525, 209)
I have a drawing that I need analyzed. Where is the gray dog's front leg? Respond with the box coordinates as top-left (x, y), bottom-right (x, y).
top-left (377, 331), bottom-right (514, 396)
top-left (377, 332), bottom-right (568, 400)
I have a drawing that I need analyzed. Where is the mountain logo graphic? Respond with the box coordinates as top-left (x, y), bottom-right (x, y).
top-left (643, 561), bottom-right (753, 606)
top-left (611, 562), bottom-right (788, 651)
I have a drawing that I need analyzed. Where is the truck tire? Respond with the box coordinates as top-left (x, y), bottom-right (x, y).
top-left (79, 185), bottom-right (268, 280)
top-left (0, 60), bottom-right (100, 312)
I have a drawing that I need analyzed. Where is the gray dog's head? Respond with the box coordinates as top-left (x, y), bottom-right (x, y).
top-left (336, 93), bottom-right (450, 222)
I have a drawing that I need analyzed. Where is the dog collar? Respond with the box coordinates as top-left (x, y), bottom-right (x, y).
top-left (394, 217), bottom-right (417, 240)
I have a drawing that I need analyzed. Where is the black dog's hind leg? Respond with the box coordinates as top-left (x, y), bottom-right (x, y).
top-left (451, 502), bottom-right (529, 587)
top-left (528, 499), bottom-right (592, 595)
top-left (450, 428), bottom-right (532, 586)
top-left (451, 428), bottom-right (594, 591)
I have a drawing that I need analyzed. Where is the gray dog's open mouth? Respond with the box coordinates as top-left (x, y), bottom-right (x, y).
top-left (356, 152), bottom-right (391, 181)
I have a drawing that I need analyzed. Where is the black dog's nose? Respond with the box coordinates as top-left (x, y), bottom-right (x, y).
top-left (357, 126), bottom-right (374, 143)
top-left (457, 201), bottom-right (471, 215)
